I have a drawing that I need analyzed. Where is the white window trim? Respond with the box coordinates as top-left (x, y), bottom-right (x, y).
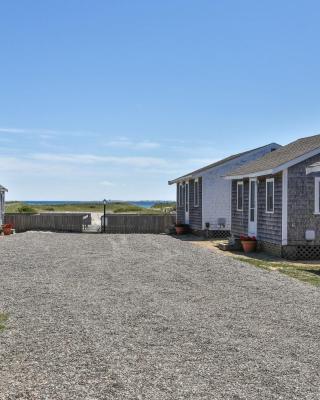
top-left (237, 181), bottom-right (244, 211)
top-left (194, 178), bottom-right (199, 207)
top-left (266, 178), bottom-right (275, 214)
top-left (314, 177), bottom-right (320, 214)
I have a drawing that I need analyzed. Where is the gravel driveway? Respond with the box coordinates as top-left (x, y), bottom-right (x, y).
top-left (0, 233), bottom-right (320, 399)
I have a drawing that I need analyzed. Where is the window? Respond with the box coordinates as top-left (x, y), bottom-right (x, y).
top-left (315, 177), bottom-right (320, 214)
top-left (194, 179), bottom-right (199, 207)
top-left (177, 184), bottom-right (182, 206)
top-left (249, 180), bottom-right (256, 222)
top-left (237, 181), bottom-right (244, 211)
top-left (179, 183), bottom-right (184, 206)
top-left (266, 178), bottom-right (274, 213)
top-left (185, 182), bottom-right (189, 212)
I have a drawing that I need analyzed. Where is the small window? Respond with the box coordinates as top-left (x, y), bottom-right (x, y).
top-left (194, 179), bottom-right (199, 207)
top-left (185, 182), bottom-right (189, 212)
top-left (314, 177), bottom-right (320, 214)
top-left (266, 178), bottom-right (274, 213)
top-left (237, 181), bottom-right (244, 211)
top-left (179, 184), bottom-right (184, 206)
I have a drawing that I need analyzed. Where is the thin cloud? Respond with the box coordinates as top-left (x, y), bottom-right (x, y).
top-left (100, 180), bottom-right (115, 187)
top-left (31, 153), bottom-right (169, 168)
top-left (0, 127), bottom-right (58, 135)
top-left (104, 138), bottom-right (160, 149)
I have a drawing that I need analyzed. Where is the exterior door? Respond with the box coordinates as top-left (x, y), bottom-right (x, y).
top-left (185, 181), bottom-right (189, 224)
top-left (248, 178), bottom-right (257, 236)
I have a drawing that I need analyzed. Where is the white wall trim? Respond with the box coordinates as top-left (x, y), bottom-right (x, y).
top-left (282, 169), bottom-right (288, 245)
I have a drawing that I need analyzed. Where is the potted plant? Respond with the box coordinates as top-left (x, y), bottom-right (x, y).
top-left (175, 223), bottom-right (188, 235)
top-left (240, 234), bottom-right (257, 253)
top-left (3, 224), bottom-right (13, 236)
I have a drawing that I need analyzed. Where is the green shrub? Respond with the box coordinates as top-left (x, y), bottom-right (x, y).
top-left (17, 204), bottom-right (37, 213)
top-left (113, 205), bottom-right (144, 213)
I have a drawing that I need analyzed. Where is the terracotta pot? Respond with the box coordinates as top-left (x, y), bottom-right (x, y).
top-left (241, 240), bottom-right (257, 253)
top-left (3, 227), bottom-right (12, 236)
top-left (175, 226), bottom-right (186, 235)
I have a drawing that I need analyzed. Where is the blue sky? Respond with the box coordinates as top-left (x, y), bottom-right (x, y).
top-left (1, 1), bottom-right (320, 200)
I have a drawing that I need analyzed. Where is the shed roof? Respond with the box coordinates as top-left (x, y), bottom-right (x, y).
top-left (168, 143), bottom-right (280, 185)
top-left (225, 134), bottom-right (320, 179)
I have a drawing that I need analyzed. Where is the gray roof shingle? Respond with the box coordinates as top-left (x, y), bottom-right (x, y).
top-left (168, 143), bottom-right (279, 184)
top-left (226, 134), bottom-right (320, 178)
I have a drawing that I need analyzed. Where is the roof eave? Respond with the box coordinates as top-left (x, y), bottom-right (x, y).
top-left (224, 169), bottom-right (275, 180)
top-left (225, 146), bottom-right (320, 180)
top-left (168, 175), bottom-right (193, 185)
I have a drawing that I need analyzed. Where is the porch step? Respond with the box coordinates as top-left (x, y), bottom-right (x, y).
top-left (218, 242), bottom-right (230, 251)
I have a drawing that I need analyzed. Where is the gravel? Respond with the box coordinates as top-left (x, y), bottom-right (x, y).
top-left (0, 232), bottom-right (320, 399)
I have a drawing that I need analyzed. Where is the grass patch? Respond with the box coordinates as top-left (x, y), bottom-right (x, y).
top-left (234, 257), bottom-right (272, 271)
top-left (0, 313), bottom-right (9, 331)
top-left (234, 256), bottom-right (320, 286)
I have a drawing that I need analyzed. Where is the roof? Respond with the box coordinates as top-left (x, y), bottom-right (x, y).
top-left (168, 143), bottom-right (280, 185)
top-left (0, 185), bottom-right (8, 192)
top-left (225, 134), bottom-right (320, 179)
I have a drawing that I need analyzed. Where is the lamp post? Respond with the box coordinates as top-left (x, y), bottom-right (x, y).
top-left (103, 199), bottom-right (107, 233)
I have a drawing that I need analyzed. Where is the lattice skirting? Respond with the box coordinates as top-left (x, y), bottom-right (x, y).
top-left (282, 245), bottom-right (320, 260)
top-left (192, 229), bottom-right (231, 239)
top-left (258, 242), bottom-right (320, 260)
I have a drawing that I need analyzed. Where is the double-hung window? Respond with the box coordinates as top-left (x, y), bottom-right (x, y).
top-left (315, 177), bottom-right (320, 214)
top-left (178, 183), bottom-right (184, 206)
top-left (194, 179), bottom-right (199, 207)
top-left (237, 181), bottom-right (244, 211)
top-left (266, 178), bottom-right (274, 213)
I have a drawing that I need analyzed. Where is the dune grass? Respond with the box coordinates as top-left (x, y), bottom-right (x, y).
top-left (5, 201), bottom-right (169, 214)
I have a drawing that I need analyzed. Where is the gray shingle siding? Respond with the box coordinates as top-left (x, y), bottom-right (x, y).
top-left (175, 179), bottom-right (202, 229)
top-left (189, 178), bottom-right (202, 230)
top-left (287, 154), bottom-right (320, 245)
top-left (231, 179), bottom-right (249, 237)
top-left (257, 174), bottom-right (282, 244)
top-left (231, 175), bottom-right (282, 243)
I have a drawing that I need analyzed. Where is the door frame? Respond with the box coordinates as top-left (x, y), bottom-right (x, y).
top-left (248, 178), bottom-right (257, 236)
top-left (185, 181), bottom-right (189, 224)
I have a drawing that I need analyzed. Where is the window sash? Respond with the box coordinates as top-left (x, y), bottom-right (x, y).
top-left (185, 183), bottom-right (189, 212)
top-left (249, 180), bottom-right (256, 222)
top-left (194, 179), bottom-right (199, 207)
top-left (314, 177), bottom-right (320, 213)
top-left (237, 182), bottom-right (243, 211)
top-left (266, 179), bottom-right (274, 213)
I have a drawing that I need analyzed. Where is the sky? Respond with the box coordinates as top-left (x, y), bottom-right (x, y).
top-left (1, 1), bottom-right (320, 201)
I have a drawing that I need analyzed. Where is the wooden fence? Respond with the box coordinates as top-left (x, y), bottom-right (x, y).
top-left (4, 213), bottom-right (91, 233)
top-left (101, 214), bottom-right (176, 234)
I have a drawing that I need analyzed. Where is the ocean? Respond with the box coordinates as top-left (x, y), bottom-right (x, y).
top-left (23, 200), bottom-right (173, 209)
